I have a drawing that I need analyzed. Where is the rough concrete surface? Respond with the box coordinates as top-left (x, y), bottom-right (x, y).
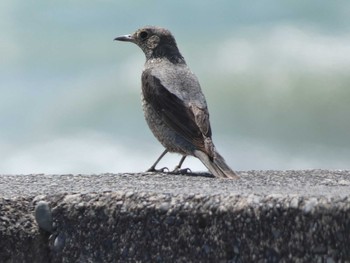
top-left (0, 170), bottom-right (350, 262)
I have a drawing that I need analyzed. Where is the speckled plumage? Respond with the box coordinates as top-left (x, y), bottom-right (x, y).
top-left (115, 26), bottom-right (238, 179)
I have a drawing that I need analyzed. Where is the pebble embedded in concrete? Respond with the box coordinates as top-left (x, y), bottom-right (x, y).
top-left (34, 201), bottom-right (53, 232)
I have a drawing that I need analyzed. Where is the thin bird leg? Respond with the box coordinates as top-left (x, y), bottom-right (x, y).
top-left (146, 149), bottom-right (169, 172)
top-left (172, 156), bottom-right (191, 174)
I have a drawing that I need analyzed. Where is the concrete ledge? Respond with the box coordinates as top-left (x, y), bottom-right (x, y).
top-left (0, 170), bottom-right (350, 262)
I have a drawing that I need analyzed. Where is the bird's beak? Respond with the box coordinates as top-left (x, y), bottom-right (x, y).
top-left (114, 34), bottom-right (135, 42)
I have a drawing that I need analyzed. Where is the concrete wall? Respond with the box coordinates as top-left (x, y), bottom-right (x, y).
top-left (0, 171), bottom-right (350, 262)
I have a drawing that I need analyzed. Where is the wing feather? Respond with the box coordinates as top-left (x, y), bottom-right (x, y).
top-left (142, 69), bottom-right (212, 153)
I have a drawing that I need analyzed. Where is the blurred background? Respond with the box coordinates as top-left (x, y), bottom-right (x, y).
top-left (1, 1), bottom-right (350, 174)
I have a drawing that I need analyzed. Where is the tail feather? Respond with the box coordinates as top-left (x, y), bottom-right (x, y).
top-left (194, 150), bottom-right (239, 179)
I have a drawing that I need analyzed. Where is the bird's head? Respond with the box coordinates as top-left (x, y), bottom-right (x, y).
top-left (115, 26), bottom-right (184, 63)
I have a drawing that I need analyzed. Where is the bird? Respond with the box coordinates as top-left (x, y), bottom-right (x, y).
top-left (114, 26), bottom-right (238, 179)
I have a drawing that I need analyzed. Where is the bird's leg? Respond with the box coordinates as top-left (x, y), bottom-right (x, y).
top-left (173, 155), bottom-right (186, 171)
top-left (146, 149), bottom-right (169, 172)
top-left (172, 156), bottom-right (191, 174)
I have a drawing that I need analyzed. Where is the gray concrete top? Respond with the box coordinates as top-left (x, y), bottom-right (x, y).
top-left (1, 170), bottom-right (349, 199)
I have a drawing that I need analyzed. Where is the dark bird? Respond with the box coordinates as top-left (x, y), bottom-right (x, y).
top-left (114, 26), bottom-right (238, 179)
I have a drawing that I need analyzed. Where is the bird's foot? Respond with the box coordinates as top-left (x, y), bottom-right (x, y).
top-left (146, 166), bottom-right (169, 173)
top-left (172, 167), bottom-right (192, 174)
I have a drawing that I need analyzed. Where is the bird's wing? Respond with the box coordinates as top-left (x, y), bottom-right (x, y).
top-left (142, 68), bottom-right (212, 153)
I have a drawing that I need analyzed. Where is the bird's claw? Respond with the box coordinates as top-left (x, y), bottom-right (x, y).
top-left (146, 167), bottom-right (169, 173)
top-left (172, 168), bottom-right (192, 174)
top-left (159, 167), bottom-right (169, 172)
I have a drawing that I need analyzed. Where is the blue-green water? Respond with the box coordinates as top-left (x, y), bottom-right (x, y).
top-left (1, 1), bottom-right (350, 173)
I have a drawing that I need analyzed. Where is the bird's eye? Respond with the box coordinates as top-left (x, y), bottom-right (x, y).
top-left (139, 31), bottom-right (148, 40)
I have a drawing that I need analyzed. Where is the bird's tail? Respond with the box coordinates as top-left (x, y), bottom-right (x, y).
top-left (194, 150), bottom-right (239, 179)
